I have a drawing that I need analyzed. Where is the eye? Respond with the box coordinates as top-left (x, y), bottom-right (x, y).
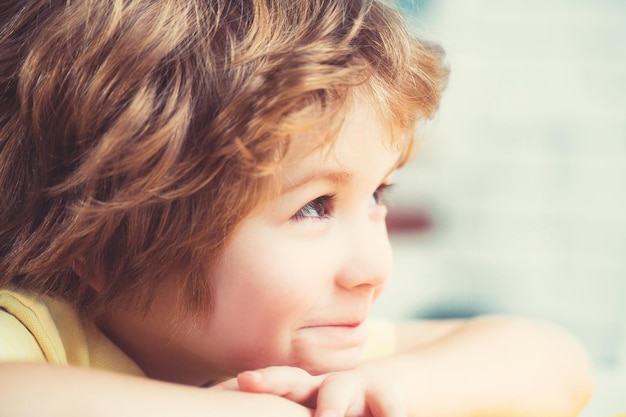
top-left (292, 195), bottom-right (335, 221)
top-left (369, 183), bottom-right (393, 207)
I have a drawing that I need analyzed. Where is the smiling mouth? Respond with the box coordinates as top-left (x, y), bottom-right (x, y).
top-left (303, 321), bottom-right (364, 329)
top-left (328, 323), bottom-right (360, 328)
top-left (298, 321), bottom-right (368, 348)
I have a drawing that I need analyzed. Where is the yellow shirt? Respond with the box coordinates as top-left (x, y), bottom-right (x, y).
top-left (0, 287), bottom-right (394, 374)
top-left (0, 288), bottom-right (143, 376)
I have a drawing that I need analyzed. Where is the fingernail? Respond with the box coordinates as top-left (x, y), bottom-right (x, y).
top-left (240, 370), bottom-right (262, 381)
top-left (319, 410), bottom-right (338, 417)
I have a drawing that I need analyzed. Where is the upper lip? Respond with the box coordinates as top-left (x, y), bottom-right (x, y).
top-left (301, 297), bottom-right (372, 329)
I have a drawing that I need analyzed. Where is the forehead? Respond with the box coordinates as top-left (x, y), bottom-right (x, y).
top-left (278, 97), bottom-right (401, 187)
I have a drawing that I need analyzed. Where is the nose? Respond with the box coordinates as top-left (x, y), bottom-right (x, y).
top-left (334, 217), bottom-right (392, 292)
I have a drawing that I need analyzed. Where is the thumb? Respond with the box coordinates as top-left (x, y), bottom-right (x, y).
top-left (238, 366), bottom-right (321, 407)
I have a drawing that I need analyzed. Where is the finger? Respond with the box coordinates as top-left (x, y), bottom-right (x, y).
top-left (365, 386), bottom-right (406, 417)
top-left (213, 377), bottom-right (239, 390)
top-left (314, 374), bottom-right (362, 417)
top-left (236, 370), bottom-right (264, 391)
top-left (237, 366), bottom-right (321, 406)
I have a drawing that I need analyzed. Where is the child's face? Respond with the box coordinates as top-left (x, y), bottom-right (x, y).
top-left (202, 100), bottom-right (400, 375)
top-left (107, 98), bottom-right (401, 384)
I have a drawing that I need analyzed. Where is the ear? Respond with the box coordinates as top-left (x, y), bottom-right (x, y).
top-left (72, 257), bottom-right (106, 293)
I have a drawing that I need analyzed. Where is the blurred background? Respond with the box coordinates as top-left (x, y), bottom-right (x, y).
top-left (373, 0), bottom-right (626, 415)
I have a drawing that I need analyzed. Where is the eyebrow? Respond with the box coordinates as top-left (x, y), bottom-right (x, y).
top-left (281, 157), bottom-right (401, 195)
top-left (281, 170), bottom-right (352, 194)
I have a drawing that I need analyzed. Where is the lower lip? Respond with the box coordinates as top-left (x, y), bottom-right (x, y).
top-left (300, 322), bottom-right (368, 347)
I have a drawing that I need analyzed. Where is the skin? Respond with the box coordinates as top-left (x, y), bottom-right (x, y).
top-left (0, 97), bottom-right (593, 416)
top-left (222, 317), bottom-right (594, 417)
top-left (99, 98), bottom-right (400, 386)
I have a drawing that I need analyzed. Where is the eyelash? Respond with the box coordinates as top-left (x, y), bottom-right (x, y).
top-left (372, 183), bottom-right (393, 207)
top-left (292, 194), bottom-right (336, 221)
top-left (291, 183), bottom-right (394, 221)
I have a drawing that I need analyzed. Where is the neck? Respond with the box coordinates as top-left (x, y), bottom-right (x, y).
top-left (98, 311), bottom-right (229, 386)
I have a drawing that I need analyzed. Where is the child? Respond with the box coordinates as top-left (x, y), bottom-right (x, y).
top-left (0, 0), bottom-right (592, 416)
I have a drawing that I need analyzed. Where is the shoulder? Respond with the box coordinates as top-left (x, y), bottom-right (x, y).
top-left (0, 289), bottom-right (49, 362)
top-left (0, 309), bottom-right (47, 362)
top-left (0, 287), bottom-right (145, 375)
top-left (0, 287), bottom-right (86, 364)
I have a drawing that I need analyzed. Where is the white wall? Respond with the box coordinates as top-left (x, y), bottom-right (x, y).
top-left (373, 1), bottom-right (626, 415)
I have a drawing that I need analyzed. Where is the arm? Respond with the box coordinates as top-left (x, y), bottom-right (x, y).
top-left (227, 316), bottom-right (593, 417)
top-left (0, 362), bottom-right (314, 417)
top-left (360, 315), bottom-right (593, 417)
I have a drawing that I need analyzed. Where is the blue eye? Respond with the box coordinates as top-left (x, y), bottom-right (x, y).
top-left (292, 195), bottom-right (335, 220)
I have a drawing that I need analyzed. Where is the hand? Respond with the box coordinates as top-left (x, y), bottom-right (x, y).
top-left (217, 366), bottom-right (405, 417)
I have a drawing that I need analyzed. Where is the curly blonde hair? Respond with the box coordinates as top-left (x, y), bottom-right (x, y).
top-left (0, 0), bottom-right (447, 318)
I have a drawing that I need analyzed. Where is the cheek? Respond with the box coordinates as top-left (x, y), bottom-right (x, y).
top-left (216, 233), bottom-right (334, 313)
top-left (206, 244), bottom-right (333, 368)
top-left (216, 256), bottom-right (326, 328)
top-left (208, 285), bottom-right (312, 370)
